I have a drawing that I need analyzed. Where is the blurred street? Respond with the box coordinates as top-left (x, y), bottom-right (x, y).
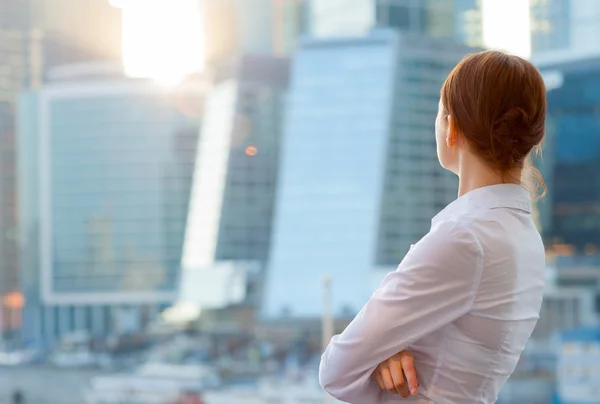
top-left (0, 366), bottom-right (106, 404)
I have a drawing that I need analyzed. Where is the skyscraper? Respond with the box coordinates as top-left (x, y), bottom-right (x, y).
top-left (36, 0), bottom-right (122, 70)
top-left (0, 0), bottom-right (124, 339)
top-left (159, 56), bottom-right (288, 333)
top-left (453, 0), bottom-right (483, 47)
top-left (531, 0), bottom-right (600, 59)
top-left (202, 0), bottom-right (308, 65)
top-left (178, 56), bottom-right (288, 315)
top-left (0, 1), bottom-right (34, 333)
top-left (311, 0), bottom-right (483, 47)
top-left (18, 65), bottom-right (201, 345)
top-left (535, 56), bottom-right (600, 253)
top-left (262, 29), bottom-right (476, 319)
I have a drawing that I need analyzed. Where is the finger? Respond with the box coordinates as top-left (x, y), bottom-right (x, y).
top-left (375, 372), bottom-right (386, 391)
top-left (389, 363), bottom-right (410, 398)
top-left (381, 368), bottom-right (396, 392)
top-left (401, 354), bottom-right (419, 395)
top-left (389, 362), bottom-right (405, 391)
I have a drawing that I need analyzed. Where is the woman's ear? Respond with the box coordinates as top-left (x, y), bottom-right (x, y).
top-left (446, 115), bottom-right (456, 148)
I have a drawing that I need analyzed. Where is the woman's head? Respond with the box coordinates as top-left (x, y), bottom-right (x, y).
top-left (436, 50), bottom-right (546, 188)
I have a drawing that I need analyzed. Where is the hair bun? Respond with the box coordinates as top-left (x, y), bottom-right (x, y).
top-left (493, 107), bottom-right (530, 138)
top-left (491, 107), bottom-right (543, 170)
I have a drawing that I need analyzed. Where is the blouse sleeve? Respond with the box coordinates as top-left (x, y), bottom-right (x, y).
top-left (319, 220), bottom-right (483, 403)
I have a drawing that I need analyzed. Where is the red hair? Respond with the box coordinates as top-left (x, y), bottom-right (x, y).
top-left (441, 50), bottom-right (547, 196)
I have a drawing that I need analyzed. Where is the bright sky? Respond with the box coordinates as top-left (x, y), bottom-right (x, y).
top-left (482, 0), bottom-right (531, 58)
top-left (113, 0), bottom-right (532, 84)
top-left (113, 0), bottom-right (205, 85)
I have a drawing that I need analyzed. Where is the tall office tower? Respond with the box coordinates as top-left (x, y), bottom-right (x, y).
top-left (203, 0), bottom-right (309, 65)
top-left (36, 0), bottom-right (122, 70)
top-left (262, 30), bottom-right (476, 319)
top-left (311, 0), bottom-right (483, 47)
top-left (176, 56), bottom-right (289, 321)
top-left (18, 64), bottom-right (202, 346)
top-left (0, 0), bottom-right (122, 337)
top-left (0, 1), bottom-right (34, 334)
top-left (531, 0), bottom-right (600, 60)
top-left (453, 0), bottom-right (483, 47)
top-left (534, 56), bottom-right (600, 253)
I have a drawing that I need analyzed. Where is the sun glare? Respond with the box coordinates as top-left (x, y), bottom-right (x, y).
top-left (115, 0), bottom-right (204, 85)
top-left (482, 0), bottom-right (531, 58)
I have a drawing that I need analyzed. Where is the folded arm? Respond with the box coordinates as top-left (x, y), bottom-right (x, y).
top-left (319, 220), bottom-right (483, 403)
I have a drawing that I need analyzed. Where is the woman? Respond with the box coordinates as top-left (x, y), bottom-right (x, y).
top-left (319, 50), bottom-right (547, 403)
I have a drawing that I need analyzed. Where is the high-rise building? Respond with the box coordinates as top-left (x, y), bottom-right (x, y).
top-left (203, 0), bottom-right (308, 65)
top-left (453, 0), bottom-right (483, 47)
top-left (18, 64), bottom-right (201, 345)
top-left (0, 0), bottom-right (123, 338)
top-left (177, 56), bottom-right (288, 318)
top-left (271, 0), bottom-right (310, 56)
top-left (0, 1), bottom-right (35, 335)
top-left (262, 29), bottom-right (476, 319)
top-left (182, 56), bottom-right (288, 270)
top-left (310, 0), bottom-right (483, 47)
top-left (160, 56), bottom-right (288, 333)
top-left (36, 0), bottom-right (122, 70)
top-left (534, 56), bottom-right (600, 252)
top-left (531, 0), bottom-right (600, 59)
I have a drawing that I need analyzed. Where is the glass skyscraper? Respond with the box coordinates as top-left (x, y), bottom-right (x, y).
top-left (0, 0), bottom-right (32, 312)
top-left (202, 0), bottom-right (308, 64)
top-left (179, 56), bottom-right (288, 313)
top-left (36, 0), bottom-right (123, 70)
top-left (0, 0), bottom-right (125, 341)
top-left (453, 0), bottom-right (483, 47)
top-left (537, 57), bottom-right (600, 252)
top-left (160, 56), bottom-right (288, 332)
top-left (262, 29), bottom-right (475, 319)
top-left (18, 66), bottom-right (201, 345)
top-left (530, 0), bottom-right (571, 55)
top-left (311, 0), bottom-right (483, 47)
top-left (531, 0), bottom-right (600, 58)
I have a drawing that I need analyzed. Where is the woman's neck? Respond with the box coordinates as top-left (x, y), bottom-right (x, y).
top-left (457, 154), bottom-right (522, 198)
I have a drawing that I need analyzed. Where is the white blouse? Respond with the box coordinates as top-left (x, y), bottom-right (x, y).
top-left (319, 184), bottom-right (546, 403)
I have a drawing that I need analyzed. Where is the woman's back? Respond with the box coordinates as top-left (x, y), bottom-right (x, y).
top-left (319, 184), bottom-right (546, 404)
top-left (319, 50), bottom-right (548, 404)
top-left (408, 184), bottom-right (546, 403)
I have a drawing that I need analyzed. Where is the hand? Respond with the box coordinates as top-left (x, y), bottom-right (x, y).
top-left (372, 350), bottom-right (419, 398)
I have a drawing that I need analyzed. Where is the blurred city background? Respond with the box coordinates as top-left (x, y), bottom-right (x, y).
top-left (0, 0), bottom-right (597, 403)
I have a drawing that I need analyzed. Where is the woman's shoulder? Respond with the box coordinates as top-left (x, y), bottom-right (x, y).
top-left (410, 218), bottom-right (483, 271)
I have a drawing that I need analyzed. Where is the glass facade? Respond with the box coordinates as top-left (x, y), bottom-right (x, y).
top-left (36, 0), bottom-right (122, 69)
top-left (263, 31), bottom-right (398, 319)
top-left (202, 0), bottom-right (307, 64)
top-left (376, 0), bottom-right (454, 38)
top-left (214, 58), bottom-right (289, 262)
top-left (181, 56), bottom-right (289, 271)
top-left (18, 92), bottom-right (41, 307)
top-left (18, 78), bottom-right (200, 343)
top-left (530, 0), bottom-right (571, 54)
top-left (234, 0), bottom-right (273, 54)
top-left (530, 0), bottom-right (600, 57)
top-left (48, 94), bottom-right (195, 294)
top-left (311, 0), bottom-right (375, 37)
top-left (311, 0), bottom-right (482, 47)
top-left (0, 1), bottom-right (31, 312)
top-left (376, 34), bottom-right (462, 266)
top-left (453, 0), bottom-right (483, 47)
top-left (262, 30), bottom-right (476, 319)
top-left (539, 58), bottom-right (600, 251)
